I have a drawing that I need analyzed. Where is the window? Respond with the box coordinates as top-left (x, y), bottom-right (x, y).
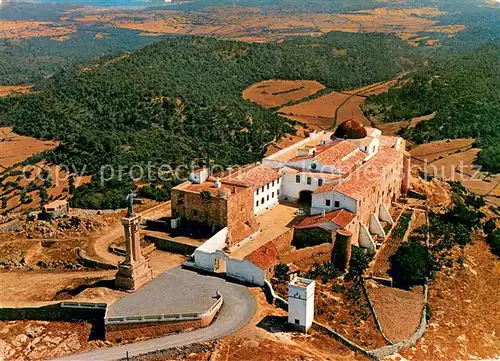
top-left (267, 184), bottom-right (270, 190)
top-left (272, 192), bottom-right (275, 198)
top-left (372, 145), bottom-right (376, 153)
top-left (296, 175), bottom-right (300, 183)
top-left (256, 200), bottom-right (259, 207)
top-left (334, 201), bottom-right (340, 207)
top-left (256, 188), bottom-right (259, 195)
top-left (267, 195), bottom-right (270, 201)
top-left (307, 177), bottom-right (311, 185)
top-left (318, 179), bottom-right (323, 186)
top-left (326, 199), bottom-right (331, 206)
top-left (261, 197), bottom-right (264, 204)
top-left (261, 186), bottom-right (264, 192)
top-left (277, 190), bottom-right (280, 195)
top-left (295, 319), bottom-right (300, 325)
top-left (272, 180), bottom-right (275, 186)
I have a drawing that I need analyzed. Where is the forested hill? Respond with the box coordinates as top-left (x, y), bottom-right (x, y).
top-left (364, 45), bottom-right (500, 173)
top-left (0, 33), bottom-right (415, 174)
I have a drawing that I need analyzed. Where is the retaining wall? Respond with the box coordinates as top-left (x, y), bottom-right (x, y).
top-left (264, 277), bottom-right (430, 360)
top-left (76, 248), bottom-right (117, 270)
top-left (0, 302), bottom-right (107, 339)
top-left (146, 235), bottom-right (198, 256)
top-left (105, 293), bottom-right (223, 342)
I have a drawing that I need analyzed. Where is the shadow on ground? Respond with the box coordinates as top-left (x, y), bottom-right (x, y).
top-left (256, 315), bottom-right (289, 333)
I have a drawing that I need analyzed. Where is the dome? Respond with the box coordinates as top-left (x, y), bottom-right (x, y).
top-left (332, 119), bottom-right (367, 140)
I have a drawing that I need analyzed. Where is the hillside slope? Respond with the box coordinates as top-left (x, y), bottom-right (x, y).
top-left (0, 33), bottom-right (414, 170)
top-left (364, 45), bottom-right (500, 172)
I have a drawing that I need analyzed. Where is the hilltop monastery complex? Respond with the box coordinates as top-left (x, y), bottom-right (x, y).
top-left (172, 119), bottom-right (411, 284)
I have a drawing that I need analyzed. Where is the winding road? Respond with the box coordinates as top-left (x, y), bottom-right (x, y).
top-left (53, 269), bottom-right (256, 361)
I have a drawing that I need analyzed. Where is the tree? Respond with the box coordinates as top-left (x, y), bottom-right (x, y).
top-left (349, 246), bottom-right (369, 278)
top-left (39, 188), bottom-right (48, 205)
top-left (390, 241), bottom-right (433, 289)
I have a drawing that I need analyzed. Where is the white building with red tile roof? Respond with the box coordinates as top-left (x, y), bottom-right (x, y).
top-left (175, 119), bottom-right (410, 261)
top-left (261, 119), bottom-right (410, 250)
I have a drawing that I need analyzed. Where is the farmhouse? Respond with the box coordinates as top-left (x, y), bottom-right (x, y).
top-left (172, 119), bottom-right (410, 283)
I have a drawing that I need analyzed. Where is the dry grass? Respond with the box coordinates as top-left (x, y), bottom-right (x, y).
top-left (399, 239), bottom-right (500, 360)
top-left (243, 79), bottom-right (325, 109)
top-left (367, 283), bottom-right (424, 343)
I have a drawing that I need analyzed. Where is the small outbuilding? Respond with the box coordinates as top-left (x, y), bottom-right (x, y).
top-left (42, 199), bottom-right (69, 219)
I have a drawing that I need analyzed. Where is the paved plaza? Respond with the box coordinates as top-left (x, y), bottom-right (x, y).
top-left (107, 267), bottom-right (221, 318)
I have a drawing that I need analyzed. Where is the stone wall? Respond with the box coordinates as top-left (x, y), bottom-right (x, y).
top-left (0, 302), bottom-right (106, 339)
top-left (171, 184), bottom-right (258, 248)
top-left (271, 228), bottom-right (294, 252)
top-left (280, 243), bottom-right (332, 266)
top-left (171, 187), bottom-right (228, 229)
top-left (76, 248), bottom-right (117, 270)
top-left (226, 186), bottom-right (259, 247)
top-left (105, 312), bottom-right (217, 343)
top-left (146, 235), bottom-right (197, 256)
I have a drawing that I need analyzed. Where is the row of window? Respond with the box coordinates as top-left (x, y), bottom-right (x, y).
top-left (325, 199), bottom-right (340, 207)
top-left (296, 175), bottom-right (323, 187)
top-left (256, 190), bottom-right (279, 207)
top-left (256, 178), bottom-right (281, 195)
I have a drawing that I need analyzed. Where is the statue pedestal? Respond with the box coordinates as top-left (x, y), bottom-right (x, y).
top-left (116, 257), bottom-right (154, 291)
top-left (115, 214), bottom-right (154, 291)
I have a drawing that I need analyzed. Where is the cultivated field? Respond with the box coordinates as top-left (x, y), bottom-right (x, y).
top-left (410, 139), bottom-right (500, 205)
top-left (243, 79), bottom-right (325, 108)
top-left (0, 85), bottom-right (33, 98)
top-left (279, 91), bottom-right (350, 124)
top-left (0, 127), bottom-right (58, 170)
top-left (345, 80), bottom-right (398, 96)
top-left (410, 138), bottom-right (475, 163)
top-left (335, 95), bottom-right (371, 126)
top-left (0, 20), bottom-right (75, 39)
top-left (0, 5), bottom-right (466, 46)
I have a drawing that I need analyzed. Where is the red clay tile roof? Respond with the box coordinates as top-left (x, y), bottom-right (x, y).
top-left (223, 164), bottom-right (280, 190)
top-left (296, 209), bottom-right (355, 229)
top-left (329, 149), bottom-right (366, 175)
top-left (379, 135), bottom-right (399, 148)
top-left (314, 140), bottom-right (359, 166)
top-left (244, 241), bottom-right (279, 270)
top-left (334, 146), bottom-right (403, 200)
top-left (313, 182), bottom-right (338, 194)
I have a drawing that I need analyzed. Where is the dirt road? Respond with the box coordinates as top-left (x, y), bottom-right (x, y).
top-left (91, 202), bottom-right (172, 265)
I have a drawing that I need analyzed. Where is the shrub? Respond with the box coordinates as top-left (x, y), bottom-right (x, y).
top-left (486, 229), bottom-right (500, 258)
top-left (390, 241), bottom-right (433, 289)
top-left (274, 263), bottom-right (290, 284)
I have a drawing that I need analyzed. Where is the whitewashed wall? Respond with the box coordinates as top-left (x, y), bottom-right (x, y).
top-left (254, 177), bottom-right (281, 214)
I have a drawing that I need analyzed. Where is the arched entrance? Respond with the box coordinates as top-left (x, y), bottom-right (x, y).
top-left (298, 190), bottom-right (313, 207)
